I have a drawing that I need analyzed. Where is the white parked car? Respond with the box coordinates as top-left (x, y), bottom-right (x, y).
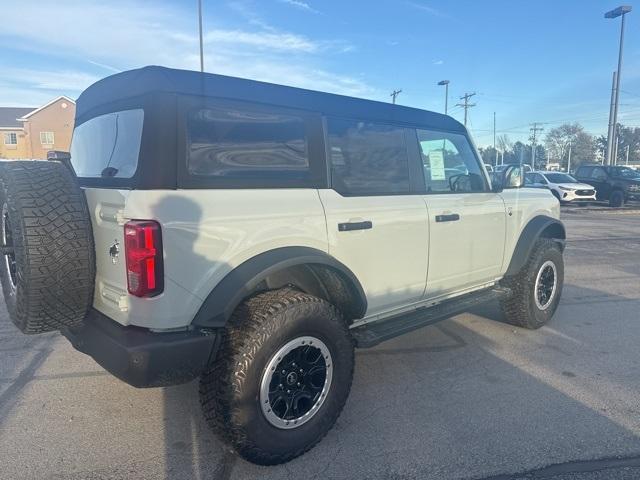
top-left (525, 171), bottom-right (596, 203)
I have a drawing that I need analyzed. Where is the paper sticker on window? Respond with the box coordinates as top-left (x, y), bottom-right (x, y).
top-left (429, 150), bottom-right (446, 180)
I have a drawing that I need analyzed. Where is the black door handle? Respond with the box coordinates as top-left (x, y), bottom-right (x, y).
top-left (435, 214), bottom-right (460, 223)
top-left (338, 221), bottom-right (373, 232)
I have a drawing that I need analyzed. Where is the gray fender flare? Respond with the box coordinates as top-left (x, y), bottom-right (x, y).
top-left (191, 246), bottom-right (367, 328)
top-left (505, 215), bottom-right (566, 276)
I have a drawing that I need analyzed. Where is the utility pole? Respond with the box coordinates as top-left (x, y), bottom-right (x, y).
top-left (198, 0), bottom-right (204, 72)
top-left (613, 123), bottom-right (621, 164)
top-left (530, 122), bottom-right (545, 168)
top-left (567, 141), bottom-right (572, 173)
top-left (606, 71), bottom-right (617, 164)
top-left (604, 5), bottom-right (632, 164)
top-left (626, 144), bottom-right (630, 165)
top-left (493, 112), bottom-right (496, 151)
top-left (456, 92), bottom-right (476, 127)
top-left (390, 89), bottom-right (402, 104)
top-left (438, 80), bottom-right (450, 114)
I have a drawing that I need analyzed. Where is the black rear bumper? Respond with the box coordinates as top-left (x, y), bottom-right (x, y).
top-left (62, 309), bottom-right (218, 388)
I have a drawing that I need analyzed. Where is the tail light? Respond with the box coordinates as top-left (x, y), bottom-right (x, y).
top-left (124, 220), bottom-right (164, 297)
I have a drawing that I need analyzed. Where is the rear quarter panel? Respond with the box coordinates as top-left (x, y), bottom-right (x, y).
top-left (122, 189), bottom-right (328, 329)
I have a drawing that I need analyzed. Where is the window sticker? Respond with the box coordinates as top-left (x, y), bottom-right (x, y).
top-left (429, 149), bottom-right (446, 180)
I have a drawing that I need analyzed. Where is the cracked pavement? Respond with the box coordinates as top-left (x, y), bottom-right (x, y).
top-left (1, 209), bottom-right (639, 479)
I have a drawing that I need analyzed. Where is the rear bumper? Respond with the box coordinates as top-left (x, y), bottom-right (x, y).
top-left (62, 309), bottom-right (218, 388)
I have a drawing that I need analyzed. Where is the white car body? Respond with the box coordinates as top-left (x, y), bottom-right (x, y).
top-left (527, 171), bottom-right (596, 203)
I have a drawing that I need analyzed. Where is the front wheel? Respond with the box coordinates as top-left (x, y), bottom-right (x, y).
top-left (500, 239), bottom-right (564, 329)
top-left (199, 288), bottom-right (354, 465)
top-left (609, 190), bottom-right (625, 208)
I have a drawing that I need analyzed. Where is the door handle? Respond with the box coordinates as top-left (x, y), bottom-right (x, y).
top-left (338, 221), bottom-right (373, 232)
top-left (435, 213), bottom-right (460, 223)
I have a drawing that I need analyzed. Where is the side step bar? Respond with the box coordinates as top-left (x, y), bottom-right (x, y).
top-left (351, 286), bottom-right (511, 348)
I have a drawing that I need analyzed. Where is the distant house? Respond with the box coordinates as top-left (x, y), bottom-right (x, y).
top-left (0, 96), bottom-right (75, 160)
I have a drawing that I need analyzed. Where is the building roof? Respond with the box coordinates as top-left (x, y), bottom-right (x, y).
top-left (0, 107), bottom-right (34, 128)
top-left (16, 96), bottom-right (75, 121)
top-left (76, 65), bottom-right (466, 133)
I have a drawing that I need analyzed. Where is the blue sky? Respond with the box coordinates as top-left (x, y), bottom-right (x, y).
top-left (1, 0), bottom-right (639, 146)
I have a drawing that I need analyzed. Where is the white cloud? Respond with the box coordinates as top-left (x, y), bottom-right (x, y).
top-left (204, 29), bottom-right (319, 53)
top-left (432, 59), bottom-right (444, 65)
top-left (405, 2), bottom-right (446, 18)
top-left (279, 0), bottom-right (321, 14)
top-left (0, 0), bottom-right (375, 105)
top-left (0, 67), bottom-right (100, 105)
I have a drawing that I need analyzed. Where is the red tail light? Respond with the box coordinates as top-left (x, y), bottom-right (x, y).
top-left (124, 220), bottom-right (164, 297)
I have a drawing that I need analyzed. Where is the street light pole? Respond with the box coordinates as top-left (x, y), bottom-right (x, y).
top-left (198, 0), bottom-right (204, 72)
top-left (605, 5), bottom-right (632, 165)
top-left (438, 80), bottom-right (450, 115)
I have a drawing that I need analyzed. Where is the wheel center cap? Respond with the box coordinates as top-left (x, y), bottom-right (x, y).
top-left (286, 372), bottom-right (298, 385)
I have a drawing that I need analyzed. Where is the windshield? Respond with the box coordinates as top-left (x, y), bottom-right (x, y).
top-left (611, 167), bottom-right (640, 179)
top-left (70, 109), bottom-right (144, 178)
top-left (544, 173), bottom-right (577, 183)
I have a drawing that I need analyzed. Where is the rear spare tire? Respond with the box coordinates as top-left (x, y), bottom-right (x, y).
top-left (0, 161), bottom-right (95, 334)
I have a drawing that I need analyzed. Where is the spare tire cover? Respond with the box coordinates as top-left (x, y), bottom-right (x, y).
top-left (0, 161), bottom-right (95, 334)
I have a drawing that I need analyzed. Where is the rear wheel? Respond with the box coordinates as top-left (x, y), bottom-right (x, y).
top-left (500, 239), bottom-right (564, 329)
top-left (199, 288), bottom-right (354, 465)
top-left (609, 190), bottom-right (625, 208)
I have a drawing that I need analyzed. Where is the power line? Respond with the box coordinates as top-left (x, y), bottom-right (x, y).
top-left (456, 92), bottom-right (476, 127)
top-left (390, 89), bottom-right (402, 104)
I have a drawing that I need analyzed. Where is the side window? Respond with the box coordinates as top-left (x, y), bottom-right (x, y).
top-left (327, 118), bottom-right (410, 195)
top-left (525, 173), bottom-right (545, 185)
top-left (416, 129), bottom-right (486, 193)
top-left (591, 168), bottom-right (607, 181)
top-left (187, 104), bottom-right (310, 181)
top-left (576, 167), bottom-right (591, 178)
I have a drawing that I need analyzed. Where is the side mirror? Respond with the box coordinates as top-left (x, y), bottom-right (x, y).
top-left (492, 165), bottom-right (525, 192)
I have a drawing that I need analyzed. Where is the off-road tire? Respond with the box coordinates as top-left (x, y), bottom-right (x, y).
top-left (500, 238), bottom-right (564, 329)
top-left (0, 161), bottom-right (95, 334)
top-left (199, 288), bottom-right (354, 465)
top-left (609, 190), bottom-right (625, 208)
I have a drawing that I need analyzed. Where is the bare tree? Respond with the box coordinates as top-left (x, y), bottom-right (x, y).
top-left (545, 123), bottom-right (595, 169)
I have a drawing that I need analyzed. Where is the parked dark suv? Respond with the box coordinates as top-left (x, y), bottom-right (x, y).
top-left (574, 165), bottom-right (640, 207)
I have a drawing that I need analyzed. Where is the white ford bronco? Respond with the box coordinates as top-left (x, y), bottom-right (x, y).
top-left (0, 66), bottom-right (565, 465)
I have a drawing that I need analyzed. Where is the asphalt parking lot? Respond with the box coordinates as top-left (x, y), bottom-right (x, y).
top-left (1, 208), bottom-right (640, 480)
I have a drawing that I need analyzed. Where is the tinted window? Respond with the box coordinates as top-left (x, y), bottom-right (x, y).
top-left (187, 105), bottom-right (309, 180)
top-left (416, 129), bottom-right (485, 193)
top-left (591, 168), bottom-right (608, 181)
top-left (576, 166), bottom-right (592, 178)
top-left (611, 167), bottom-right (640, 179)
top-left (327, 118), bottom-right (410, 195)
top-left (70, 109), bottom-right (144, 178)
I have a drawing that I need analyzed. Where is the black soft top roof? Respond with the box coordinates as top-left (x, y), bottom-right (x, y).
top-left (76, 65), bottom-right (465, 133)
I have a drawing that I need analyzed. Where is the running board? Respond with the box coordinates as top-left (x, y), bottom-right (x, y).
top-left (351, 286), bottom-right (511, 348)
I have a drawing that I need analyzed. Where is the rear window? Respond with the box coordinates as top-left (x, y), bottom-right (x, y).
top-left (186, 105), bottom-right (309, 180)
top-left (70, 109), bottom-right (144, 178)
